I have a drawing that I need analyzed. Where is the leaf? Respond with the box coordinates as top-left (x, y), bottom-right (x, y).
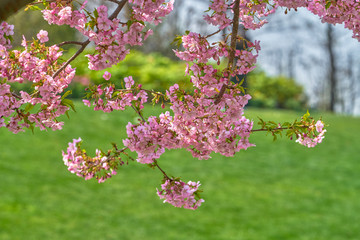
top-left (24, 103), bottom-right (34, 113)
top-left (171, 35), bottom-right (183, 47)
top-left (302, 110), bottom-right (310, 121)
top-left (61, 99), bottom-right (76, 112)
top-left (325, 1), bottom-right (332, 9)
top-left (61, 90), bottom-right (72, 100)
top-left (93, 9), bottom-right (99, 19)
top-left (25, 5), bottom-right (42, 11)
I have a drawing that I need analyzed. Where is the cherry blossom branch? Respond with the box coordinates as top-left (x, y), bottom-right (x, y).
top-left (214, 0), bottom-right (240, 105)
top-left (52, 0), bottom-right (128, 79)
top-left (251, 127), bottom-right (294, 132)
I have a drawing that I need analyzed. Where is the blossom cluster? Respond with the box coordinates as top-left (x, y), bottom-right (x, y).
top-left (123, 111), bottom-right (181, 164)
top-left (42, 0), bottom-right (174, 70)
top-left (157, 179), bottom-right (204, 210)
top-left (204, 0), bottom-right (276, 30)
top-left (0, 29), bottom-right (75, 133)
top-left (276, 0), bottom-right (360, 41)
top-left (0, 21), bottom-right (13, 49)
top-left (62, 138), bottom-right (124, 183)
top-left (83, 76), bottom-right (148, 113)
top-left (296, 120), bottom-right (327, 148)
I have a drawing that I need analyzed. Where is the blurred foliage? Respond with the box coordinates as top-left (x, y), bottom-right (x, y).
top-left (247, 70), bottom-right (306, 110)
top-left (66, 49), bottom-right (192, 98)
top-left (7, 7), bottom-right (79, 48)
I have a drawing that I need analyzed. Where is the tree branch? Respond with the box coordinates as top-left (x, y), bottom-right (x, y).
top-left (0, 0), bottom-right (33, 21)
top-left (153, 160), bottom-right (171, 180)
top-left (52, 39), bottom-right (90, 79)
top-left (214, 0), bottom-right (240, 105)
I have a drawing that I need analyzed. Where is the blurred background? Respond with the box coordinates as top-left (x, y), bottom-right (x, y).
top-left (1, 1), bottom-right (360, 240)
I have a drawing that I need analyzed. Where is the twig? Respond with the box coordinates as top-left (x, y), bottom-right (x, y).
top-left (114, 88), bottom-right (166, 97)
top-left (205, 28), bottom-right (222, 39)
top-left (11, 92), bottom-right (21, 100)
top-left (251, 125), bottom-right (307, 133)
top-left (153, 160), bottom-right (171, 180)
top-left (52, 39), bottom-right (90, 79)
top-left (57, 41), bottom-right (84, 47)
top-left (131, 104), bottom-right (146, 122)
top-left (251, 127), bottom-right (291, 132)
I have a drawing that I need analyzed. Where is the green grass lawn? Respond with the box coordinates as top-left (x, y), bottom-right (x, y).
top-left (1, 104), bottom-right (359, 240)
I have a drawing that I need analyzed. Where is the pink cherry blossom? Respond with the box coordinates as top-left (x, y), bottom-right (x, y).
top-left (103, 71), bottom-right (111, 81)
top-left (37, 30), bottom-right (49, 43)
top-left (157, 179), bottom-right (204, 210)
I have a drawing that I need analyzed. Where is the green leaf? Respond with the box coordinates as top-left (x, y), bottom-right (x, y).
top-left (325, 1), bottom-right (332, 9)
top-left (24, 103), bottom-right (34, 113)
top-left (65, 110), bottom-right (70, 119)
top-left (93, 9), bottom-right (99, 19)
top-left (171, 35), bottom-right (183, 47)
top-left (61, 90), bottom-right (72, 100)
top-left (302, 110), bottom-right (310, 121)
top-left (61, 99), bottom-right (76, 112)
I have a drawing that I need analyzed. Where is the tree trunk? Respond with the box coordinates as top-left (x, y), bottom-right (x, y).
top-left (0, 0), bottom-right (34, 21)
top-left (326, 23), bottom-right (337, 112)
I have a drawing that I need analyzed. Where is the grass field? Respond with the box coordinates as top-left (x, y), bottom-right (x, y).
top-left (1, 103), bottom-right (360, 240)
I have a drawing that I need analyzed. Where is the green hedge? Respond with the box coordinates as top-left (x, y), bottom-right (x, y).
top-left (246, 71), bottom-right (306, 110)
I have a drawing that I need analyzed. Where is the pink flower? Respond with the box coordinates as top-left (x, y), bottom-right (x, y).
top-left (103, 71), bottom-right (111, 81)
top-left (315, 120), bottom-right (324, 133)
top-left (157, 179), bottom-right (204, 210)
top-left (124, 76), bottom-right (134, 89)
top-left (37, 30), bottom-right (49, 43)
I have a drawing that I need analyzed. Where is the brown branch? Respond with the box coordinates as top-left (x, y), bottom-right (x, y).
top-left (11, 92), bottom-right (22, 100)
top-left (109, 0), bottom-right (127, 20)
top-left (153, 160), bottom-right (171, 180)
top-left (0, 0), bottom-right (33, 21)
top-left (214, 0), bottom-right (240, 105)
top-left (52, 39), bottom-right (90, 79)
top-left (57, 41), bottom-right (84, 47)
top-left (205, 28), bottom-right (222, 39)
